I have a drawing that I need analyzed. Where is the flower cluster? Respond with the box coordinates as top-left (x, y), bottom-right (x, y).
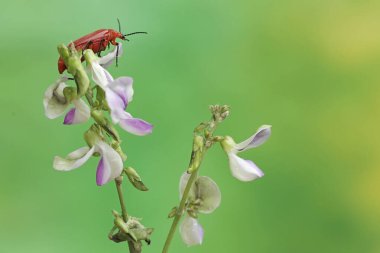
top-left (179, 173), bottom-right (221, 245)
top-left (176, 123), bottom-right (271, 246)
top-left (43, 43), bottom-right (153, 185)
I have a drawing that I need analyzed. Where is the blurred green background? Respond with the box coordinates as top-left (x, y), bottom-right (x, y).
top-left (1, 0), bottom-right (380, 252)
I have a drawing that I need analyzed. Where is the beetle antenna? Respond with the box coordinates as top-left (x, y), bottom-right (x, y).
top-left (124, 32), bottom-right (148, 37)
top-left (117, 18), bottom-right (121, 33)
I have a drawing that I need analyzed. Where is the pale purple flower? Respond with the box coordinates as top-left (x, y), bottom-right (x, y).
top-left (180, 216), bottom-right (204, 246)
top-left (87, 50), bottom-right (153, 136)
top-left (178, 172), bottom-right (221, 246)
top-left (43, 77), bottom-right (90, 124)
top-left (53, 140), bottom-right (123, 186)
top-left (179, 173), bottom-right (221, 214)
top-left (222, 125), bottom-right (271, 181)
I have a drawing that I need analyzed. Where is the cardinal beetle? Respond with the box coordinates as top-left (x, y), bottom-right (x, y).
top-left (58, 19), bottom-right (146, 74)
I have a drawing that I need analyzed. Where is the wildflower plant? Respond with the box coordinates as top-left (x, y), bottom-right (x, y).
top-left (44, 43), bottom-right (153, 253)
top-left (44, 32), bottom-right (272, 253)
top-left (162, 105), bottom-right (271, 252)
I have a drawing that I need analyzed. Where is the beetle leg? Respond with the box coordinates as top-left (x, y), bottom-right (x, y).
top-left (98, 39), bottom-right (106, 57)
top-left (116, 43), bottom-right (119, 67)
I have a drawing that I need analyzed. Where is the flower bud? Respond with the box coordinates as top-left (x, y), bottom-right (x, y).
top-left (57, 44), bottom-right (89, 97)
top-left (84, 125), bottom-right (102, 147)
top-left (220, 136), bottom-right (236, 153)
top-left (124, 167), bottom-right (148, 191)
top-left (63, 86), bottom-right (77, 103)
top-left (91, 110), bottom-right (120, 141)
top-left (84, 49), bottom-right (98, 64)
top-left (168, 207), bottom-right (178, 218)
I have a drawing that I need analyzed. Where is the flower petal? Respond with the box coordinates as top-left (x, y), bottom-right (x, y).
top-left (95, 141), bottom-right (123, 186)
top-left (105, 88), bottom-right (129, 124)
top-left (53, 146), bottom-right (95, 171)
top-left (63, 99), bottom-right (90, 125)
top-left (179, 172), bottom-right (197, 200)
top-left (118, 112), bottom-right (153, 136)
top-left (89, 62), bottom-right (114, 88)
top-left (99, 43), bottom-right (123, 68)
top-left (108, 76), bottom-right (134, 108)
top-left (228, 153), bottom-right (264, 181)
top-left (180, 216), bottom-right (204, 246)
top-left (43, 77), bottom-right (69, 119)
top-left (235, 125), bottom-right (272, 152)
top-left (195, 176), bottom-right (221, 214)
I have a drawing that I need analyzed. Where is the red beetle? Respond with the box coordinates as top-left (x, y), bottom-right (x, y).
top-left (58, 20), bottom-right (146, 74)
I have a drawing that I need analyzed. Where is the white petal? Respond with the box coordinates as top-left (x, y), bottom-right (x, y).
top-left (228, 153), bottom-right (264, 181)
top-left (195, 176), bottom-right (221, 214)
top-left (105, 77), bottom-right (134, 123)
top-left (108, 77), bottom-right (134, 106)
top-left (63, 99), bottom-right (90, 125)
top-left (180, 216), bottom-right (204, 246)
top-left (118, 115), bottom-right (153, 136)
top-left (235, 125), bottom-right (272, 152)
top-left (89, 62), bottom-right (114, 88)
top-left (43, 78), bottom-right (69, 119)
top-left (99, 43), bottom-right (123, 68)
top-left (53, 146), bottom-right (95, 171)
top-left (105, 88), bottom-right (127, 123)
top-left (179, 172), bottom-right (196, 200)
top-left (95, 141), bottom-right (123, 186)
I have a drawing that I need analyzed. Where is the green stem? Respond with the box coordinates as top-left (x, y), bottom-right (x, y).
top-left (162, 169), bottom-right (199, 253)
top-left (162, 110), bottom-right (226, 253)
top-left (85, 92), bottom-right (94, 107)
top-left (115, 176), bottom-right (128, 222)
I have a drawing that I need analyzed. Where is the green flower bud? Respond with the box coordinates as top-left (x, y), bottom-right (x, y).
top-left (84, 125), bottom-right (102, 147)
top-left (168, 207), bottom-right (178, 218)
top-left (91, 110), bottom-right (120, 142)
top-left (124, 167), bottom-right (148, 191)
top-left (220, 136), bottom-right (236, 153)
top-left (57, 44), bottom-right (89, 97)
top-left (63, 86), bottom-right (77, 103)
top-left (84, 49), bottom-right (98, 64)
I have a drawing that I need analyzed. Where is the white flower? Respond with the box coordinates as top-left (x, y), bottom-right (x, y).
top-left (180, 216), bottom-right (204, 246)
top-left (178, 172), bottom-right (221, 246)
top-left (179, 173), bottom-right (221, 214)
top-left (53, 139), bottom-right (123, 186)
top-left (43, 77), bottom-right (90, 124)
top-left (222, 125), bottom-right (271, 181)
top-left (86, 48), bottom-right (153, 136)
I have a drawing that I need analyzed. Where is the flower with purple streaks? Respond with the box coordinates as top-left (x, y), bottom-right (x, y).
top-left (221, 125), bottom-right (271, 181)
top-left (43, 77), bottom-right (90, 125)
top-left (178, 172), bottom-right (221, 246)
top-left (53, 139), bottom-right (123, 186)
top-left (87, 53), bottom-right (153, 136)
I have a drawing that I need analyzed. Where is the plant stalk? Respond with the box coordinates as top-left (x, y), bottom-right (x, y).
top-left (115, 176), bottom-right (128, 222)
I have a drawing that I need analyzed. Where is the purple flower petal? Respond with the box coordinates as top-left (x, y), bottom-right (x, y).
top-left (119, 117), bottom-right (153, 136)
top-left (235, 125), bottom-right (272, 152)
top-left (108, 77), bottom-right (134, 109)
top-left (96, 158), bottom-right (107, 186)
top-left (63, 108), bottom-right (75, 124)
top-left (63, 100), bottom-right (90, 125)
top-left (95, 141), bottom-right (123, 186)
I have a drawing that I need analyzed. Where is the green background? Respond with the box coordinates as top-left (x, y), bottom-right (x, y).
top-left (1, 0), bottom-right (380, 252)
